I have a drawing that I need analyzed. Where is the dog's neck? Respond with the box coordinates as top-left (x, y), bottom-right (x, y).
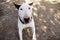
top-left (18, 16), bottom-right (32, 24)
top-left (19, 16), bottom-right (25, 24)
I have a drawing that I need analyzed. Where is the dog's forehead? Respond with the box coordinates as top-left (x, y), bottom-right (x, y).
top-left (20, 3), bottom-right (30, 8)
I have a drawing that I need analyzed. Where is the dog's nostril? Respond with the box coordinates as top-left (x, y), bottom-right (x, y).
top-left (27, 18), bottom-right (30, 20)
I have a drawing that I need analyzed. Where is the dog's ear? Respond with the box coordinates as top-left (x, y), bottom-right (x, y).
top-left (14, 3), bottom-right (21, 9)
top-left (29, 2), bottom-right (33, 6)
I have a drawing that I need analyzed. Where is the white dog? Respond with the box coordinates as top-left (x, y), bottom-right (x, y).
top-left (14, 2), bottom-right (36, 40)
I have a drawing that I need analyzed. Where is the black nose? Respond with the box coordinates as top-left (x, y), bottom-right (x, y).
top-left (24, 18), bottom-right (30, 22)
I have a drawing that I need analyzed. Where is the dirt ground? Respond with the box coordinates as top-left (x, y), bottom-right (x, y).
top-left (0, 0), bottom-right (60, 40)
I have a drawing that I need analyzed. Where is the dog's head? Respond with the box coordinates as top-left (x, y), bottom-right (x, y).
top-left (14, 3), bottom-right (33, 23)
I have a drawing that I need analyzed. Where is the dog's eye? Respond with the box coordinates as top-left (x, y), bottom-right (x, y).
top-left (28, 7), bottom-right (30, 9)
top-left (20, 8), bottom-right (22, 10)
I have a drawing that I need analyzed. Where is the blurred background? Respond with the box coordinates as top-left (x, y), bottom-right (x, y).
top-left (0, 0), bottom-right (60, 40)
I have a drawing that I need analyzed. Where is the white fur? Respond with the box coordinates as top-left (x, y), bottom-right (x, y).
top-left (18, 3), bottom-right (36, 40)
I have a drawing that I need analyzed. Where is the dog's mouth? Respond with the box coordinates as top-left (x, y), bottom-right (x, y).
top-left (23, 17), bottom-right (32, 24)
top-left (19, 16), bottom-right (32, 24)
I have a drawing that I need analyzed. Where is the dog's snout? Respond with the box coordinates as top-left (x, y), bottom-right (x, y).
top-left (24, 18), bottom-right (30, 22)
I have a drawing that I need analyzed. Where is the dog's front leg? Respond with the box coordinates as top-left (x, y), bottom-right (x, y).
top-left (19, 28), bottom-right (23, 40)
top-left (30, 21), bottom-right (37, 40)
top-left (32, 26), bottom-right (36, 40)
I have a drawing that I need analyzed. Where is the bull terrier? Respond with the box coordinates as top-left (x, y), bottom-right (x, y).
top-left (14, 2), bottom-right (36, 40)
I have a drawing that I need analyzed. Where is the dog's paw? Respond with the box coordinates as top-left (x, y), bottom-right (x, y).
top-left (32, 38), bottom-right (37, 40)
